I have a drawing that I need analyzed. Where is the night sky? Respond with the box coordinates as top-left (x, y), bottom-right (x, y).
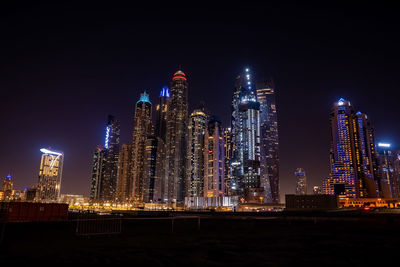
top-left (1, 2), bottom-right (399, 202)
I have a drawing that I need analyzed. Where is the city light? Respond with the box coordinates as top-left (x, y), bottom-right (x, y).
top-left (378, 143), bottom-right (391, 148)
top-left (40, 148), bottom-right (63, 156)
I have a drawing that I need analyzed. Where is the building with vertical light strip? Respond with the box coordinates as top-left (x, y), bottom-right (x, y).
top-left (132, 91), bottom-right (154, 203)
top-left (186, 107), bottom-right (208, 198)
top-left (165, 70), bottom-right (189, 203)
top-left (36, 148), bottom-right (64, 202)
top-left (231, 68), bottom-right (262, 202)
top-left (205, 116), bottom-right (225, 197)
top-left (99, 115), bottom-right (120, 202)
top-left (257, 80), bottom-right (280, 203)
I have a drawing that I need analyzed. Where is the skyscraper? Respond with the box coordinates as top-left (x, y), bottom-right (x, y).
top-left (204, 116), bottom-right (225, 197)
top-left (323, 98), bottom-right (378, 198)
top-left (154, 86), bottom-right (170, 202)
top-left (36, 148), bottom-right (64, 202)
top-left (295, 168), bottom-right (307, 195)
top-left (257, 80), bottom-right (280, 203)
top-left (187, 107), bottom-right (208, 198)
top-left (99, 115), bottom-right (120, 202)
top-left (90, 115), bottom-right (120, 203)
top-left (89, 146), bottom-right (104, 202)
top-left (116, 143), bottom-right (134, 203)
top-left (377, 143), bottom-right (398, 198)
top-left (165, 70), bottom-right (189, 203)
top-left (131, 92), bottom-right (153, 203)
top-left (223, 127), bottom-right (232, 196)
top-left (230, 68), bottom-right (262, 202)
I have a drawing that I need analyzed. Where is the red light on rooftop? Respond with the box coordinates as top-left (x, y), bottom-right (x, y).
top-left (172, 70), bottom-right (187, 81)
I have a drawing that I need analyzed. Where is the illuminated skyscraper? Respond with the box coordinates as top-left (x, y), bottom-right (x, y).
top-left (36, 148), bottom-right (64, 202)
top-left (257, 80), bottom-right (280, 203)
top-left (116, 144), bottom-right (134, 202)
top-left (2, 174), bottom-right (13, 201)
top-left (230, 68), bottom-right (262, 201)
top-left (377, 143), bottom-right (399, 198)
top-left (204, 116), bottom-right (225, 197)
top-left (132, 91), bottom-right (153, 203)
top-left (89, 146), bottom-right (104, 202)
top-left (165, 70), bottom-right (189, 203)
top-left (99, 115), bottom-right (120, 202)
top-left (154, 86), bottom-right (170, 202)
top-left (323, 99), bottom-right (378, 198)
top-left (295, 168), bottom-right (307, 195)
top-left (223, 127), bottom-right (232, 196)
top-left (187, 107), bottom-right (208, 198)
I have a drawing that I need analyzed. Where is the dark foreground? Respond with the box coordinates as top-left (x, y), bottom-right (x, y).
top-left (1, 211), bottom-right (400, 265)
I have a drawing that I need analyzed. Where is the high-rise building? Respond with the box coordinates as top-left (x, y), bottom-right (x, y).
top-left (295, 168), bottom-right (307, 195)
top-left (132, 92), bottom-right (154, 203)
top-left (230, 68), bottom-right (262, 202)
top-left (115, 143), bottom-right (134, 203)
top-left (165, 70), bottom-right (189, 203)
top-left (187, 108), bottom-right (208, 198)
top-left (90, 115), bottom-right (120, 203)
top-left (36, 148), bottom-right (64, 202)
top-left (89, 146), bottom-right (104, 202)
top-left (223, 127), bottom-right (232, 196)
top-left (323, 98), bottom-right (378, 198)
top-left (99, 115), bottom-right (120, 202)
top-left (154, 86), bottom-right (170, 202)
top-left (2, 174), bottom-right (13, 201)
top-left (204, 116), bottom-right (225, 197)
top-left (257, 80), bottom-right (280, 203)
top-left (393, 152), bottom-right (400, 199)
top-left (377, 143), bottom-right (399, 198)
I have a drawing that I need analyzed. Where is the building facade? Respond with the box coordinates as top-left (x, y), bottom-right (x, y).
top-left (323, 98), bottom-right (379, 198)
top-left (186, 108), bottom-right (208, 198)
top-left (257, 80), bottom-right (280, 203)
top-left (165, 70), bottom-right (189, 203)
top-left (295, 168), bottom-right (307, 195)
top-left (36, 148), bottom-right (64, 202)
top-left (131, 92), bottom-right (154, 203)
top-left (204, 116), bottom-right (225, 197)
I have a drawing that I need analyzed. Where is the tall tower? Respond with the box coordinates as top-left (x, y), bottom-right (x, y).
top-left (295, 168), bottom-right (307, 195)
top-left (116, 143), bottom-right (134, 203)
top-left (223, 127), bottom-right (232, 196)
top-left (377, 143), bottom-right (398, 198)
top-left (131, 91), bottom-right (153, 203)
top-left (231, 68), bottom-right (262, 202)
top-left (257, 80), bottom-right (280, 203)
top-left (89, 146), bottom-right (104, 202)
top-left (187, 107), bottom-right (208, 198)
top-left (36, 148), bottom-right (64, 202)
top-left (154, 86), bottom-right (170, 202)
top-left (165, 70), bottom-right (189, 203)
top-left (99, 115), bottom-right (120, 202)
top-left (205, 116), bottom-right (225, 197)
top-left (323, 98), bottom-right (378, 198)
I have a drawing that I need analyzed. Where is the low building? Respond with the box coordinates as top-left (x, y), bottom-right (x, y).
top-left (285, 194), bottom-right (339, 210)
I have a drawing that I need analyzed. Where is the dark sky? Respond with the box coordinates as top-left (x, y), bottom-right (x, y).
top-left (1, 2), bottom-right (399, 202)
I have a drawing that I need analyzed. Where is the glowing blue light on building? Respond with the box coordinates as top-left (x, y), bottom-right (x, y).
top-left (160, 86), bottom-right (170, 97)
top-left (40, 148), bottom-right (63, 156)
top-left (378, 143), bottom-right (391, 148)
top-left (105, 126), bottom-right (110, 149)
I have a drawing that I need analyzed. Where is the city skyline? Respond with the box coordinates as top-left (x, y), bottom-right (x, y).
top-left (1, 3), bottom-right (399, 202)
